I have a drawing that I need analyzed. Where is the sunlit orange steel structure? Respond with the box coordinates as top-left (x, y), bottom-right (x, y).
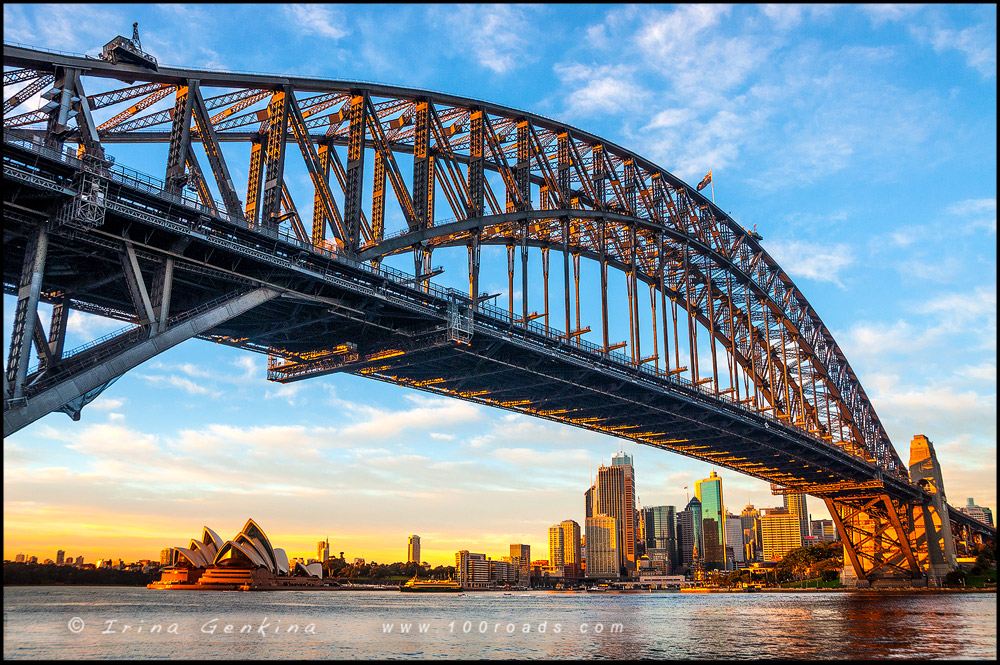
top-left (3, 43), bottom-right (994, 585)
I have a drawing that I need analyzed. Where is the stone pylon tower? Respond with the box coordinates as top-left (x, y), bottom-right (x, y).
top-left (908, 434), bottom-right (957, 585)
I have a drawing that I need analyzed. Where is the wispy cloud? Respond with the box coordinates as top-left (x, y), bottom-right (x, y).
top-left (284, 4), bottom-right (350, 41)
top-left (764, 240), bottom-right (855, 287)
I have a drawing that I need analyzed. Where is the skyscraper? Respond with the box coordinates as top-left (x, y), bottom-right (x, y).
top-left (643, 505), bottom-right (675, 551)
top-left (740, 504), bottom-right (763, 562)
top-left (761, 508), bottom-right (802, 562)
top-left (510, 544), bottom-right (530, 586)
top-left (407, 535), bottom-right (421, 564)
top-left (548, 524), bottom-right (565, 570)
top-left (584, 516), bottom-right (619, 578)
top-left (317, 537), bottom-right (330, 563)
top-left (560, 520), bottom-right (582, 578)
top-left (596, 452), bottom-right (637, 572)
top-left (725, 513), bottom-right (745, 567)
top-left (677, 496), bottom-right (703, 568)
top-left (783, 493), bottom-right (810, 542)
top-left (585, 485), bottom-right (596, 519)
top-left (695, 471), bottom-right (725, 570)
top-left (56, 550), bottom-right (65, 565)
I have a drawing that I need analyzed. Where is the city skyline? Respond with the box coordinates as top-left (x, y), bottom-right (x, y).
top-left (3, 3), bottom-right (996, 565)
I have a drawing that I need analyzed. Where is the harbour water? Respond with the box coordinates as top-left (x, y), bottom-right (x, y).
top-left (3, 587), bottom-right (996, 659)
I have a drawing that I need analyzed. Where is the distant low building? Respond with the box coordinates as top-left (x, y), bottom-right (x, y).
top-left (960, 498), bottom-right (994, 527)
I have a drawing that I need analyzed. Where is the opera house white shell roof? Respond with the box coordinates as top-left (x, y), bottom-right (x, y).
top-left (166, 519), bottom-right (308, 576)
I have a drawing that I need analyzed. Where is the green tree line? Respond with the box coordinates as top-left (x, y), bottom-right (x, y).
top-left (4, 563), bottom-right (156, 586)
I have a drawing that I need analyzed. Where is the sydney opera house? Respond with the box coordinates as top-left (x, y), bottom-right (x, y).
top-left (149, 519), bottom-right (325, 590)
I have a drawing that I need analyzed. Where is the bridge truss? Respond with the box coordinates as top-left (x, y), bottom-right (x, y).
top-left (3, 43), bottom-right (994, 584)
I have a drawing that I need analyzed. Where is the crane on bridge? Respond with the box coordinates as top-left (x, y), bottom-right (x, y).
top-left (100, 22), bottom-right (158, 71)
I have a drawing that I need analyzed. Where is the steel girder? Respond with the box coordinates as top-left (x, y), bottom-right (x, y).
top-left (4, 43), bottom-right (902, 485)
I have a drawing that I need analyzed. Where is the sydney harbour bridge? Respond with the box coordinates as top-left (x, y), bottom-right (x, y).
top-left (3, 34), bottom-right (994, 586)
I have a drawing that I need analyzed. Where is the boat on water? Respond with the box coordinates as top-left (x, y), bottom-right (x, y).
top-left (400, 577), bottom-right (463, 593)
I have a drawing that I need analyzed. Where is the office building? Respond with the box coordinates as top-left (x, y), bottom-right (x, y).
top-left (695, 471), bottom-right (726, 569)
top-left (407, 535), bottom-right (421, 564)
top-left (317, 538), bottom-right (330, 563)
top-left (56, 550), bottom-right (65, 565)
top-left (560, 520), bottom-right (582, 578)
top-left (741, 504), bottom-right (763, 561)
top-left (725, 513), bottom-right (745, 566)
top-left (677, 496), bottom-right (703, 568)
top-left (510, 544), bottom-right (530, 585)
top-left (75, 555), bottom-right (84, 565)
top-left (810, 519), bottom-right (837, 541)
top-left (548, 525), bottom-right (564, 568)
top-left (760, 508), bottom-right (802, 562)
top-left (490, 559), bottom-right (516, 583)
top-left (783, 493), bottom-right (810, 542)
top-left (15, 553), bottom-right (25, 563)
top-left (960, 498), bottom-right (994, 527)
top-left (643, 505), bottom-right (676, 551)
top-left (585, 485), bottom-right (596, 519)
top-left (585, 515), bottom-right (619, 578)
top-left (455, 551), bottom-right (490, 589)
top-left (595, 452), bottom-right (637, 572)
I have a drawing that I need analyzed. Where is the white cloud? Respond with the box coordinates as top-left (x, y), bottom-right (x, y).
top-left (912, 21), bottom-right (997, 78)
top-left (947, 197), bottom-right (997, 233)
top-left (764, 239), bottom-right (855, 287)
top-left (284, 4), bottom-right (350, 41)
top-left (432, 5), bottom-right (539, 74)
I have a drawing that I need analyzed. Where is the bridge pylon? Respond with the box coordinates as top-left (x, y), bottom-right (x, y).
top-left (907, 434), bottom-right (957, 584)
top-left (826, 434), bottom-right (961, 587)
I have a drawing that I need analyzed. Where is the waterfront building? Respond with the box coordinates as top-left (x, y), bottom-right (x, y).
top-left (560, 520), bottom-right (582, 578)
top-left (783, 493), bottom-right (810, 542)
top-left (548, 524), bottom-right (564, 568)
top-left (596, 452), bottom-right (637, 572)
top-left (584, 515), bottom-right (619, 578)
top-left (56, 550), bottom-right (64, 565)
top-left (510, 544), bottom-right (530, 585)
top-left (455, 551), bottom-right (490, 589)
top-left (960, 498), bottom-right (994, 527)
top-left (490, 559), bottom-right (516, 583)
top-left (725, 513), bottom-right (745, 566)
top-left (645, 547), bottom-right (672, 574)
top-left (677, 496), bottom-right (703, 568)
top-left (761, 508), bottom-right (803, 562)
top-left (407, 535), bottom-right (421, 564)
top-left (149, 519), bottom-right (323, 590)
top-left (695, 471), bottom-right (726, 569)
top-left (810, 519), bottom-right (837, 541)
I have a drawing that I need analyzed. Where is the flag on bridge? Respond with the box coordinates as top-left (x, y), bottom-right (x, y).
top-left (697, 170), bottom-right (712, 191)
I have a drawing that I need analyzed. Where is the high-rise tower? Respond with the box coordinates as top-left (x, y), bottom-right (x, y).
top-left (695, 471), bottom-right (725, 569)
top-left (595, 452), bottom-right (637, 572)
top-left (783, 493), bottom-right (810, 542)
top-left (407, 535), bottom-right (421, 564)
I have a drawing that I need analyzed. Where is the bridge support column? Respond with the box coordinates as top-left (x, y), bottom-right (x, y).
top-left (5, 223), bottom-right (49, 403)
top-left (908, 434), bottom-right (957, 585)
top-left (827, 494), bottom-right (923, 587)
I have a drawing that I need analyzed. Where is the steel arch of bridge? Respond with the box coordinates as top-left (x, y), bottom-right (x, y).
top-left (2, 44), bottom-right (904, 483)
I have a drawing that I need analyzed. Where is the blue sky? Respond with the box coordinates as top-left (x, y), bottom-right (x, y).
top-left (3, 4), bottom-right (996, 565)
